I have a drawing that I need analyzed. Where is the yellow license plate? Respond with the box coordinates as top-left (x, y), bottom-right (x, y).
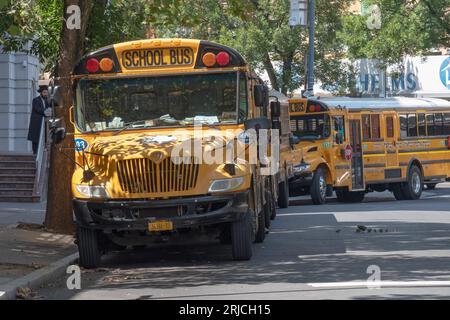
top-left (148, 220), bottom-right (174, 232)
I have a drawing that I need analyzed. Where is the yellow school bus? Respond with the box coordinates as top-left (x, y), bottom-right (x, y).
top-left (53, 39), bottom-right (288, 267)
top-left (287, 97), bottom-right (450, 204)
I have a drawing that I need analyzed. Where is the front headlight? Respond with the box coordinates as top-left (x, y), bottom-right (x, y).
top-left (293, 163), bottom-right (311, 174)
top-left (208, 177), bottom-right (244, 193)
top-left (76, 185), bottom-right (109, 198)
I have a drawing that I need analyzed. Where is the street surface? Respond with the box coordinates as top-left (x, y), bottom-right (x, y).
top-left (37, 184), bottom-right (450, 299)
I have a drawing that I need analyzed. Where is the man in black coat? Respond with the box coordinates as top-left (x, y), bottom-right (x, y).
top-left (27, 85), bottom-right (51, 154)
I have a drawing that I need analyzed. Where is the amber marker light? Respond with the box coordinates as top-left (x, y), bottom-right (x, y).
top-left (202, 52), bottom-right (216, 67)
top-left (99, 58), bottom-right (114, 72)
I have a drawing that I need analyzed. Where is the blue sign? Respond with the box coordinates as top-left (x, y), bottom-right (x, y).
top-left (74, 138), bottom-right (89, 151)
top-left (439, 57), bottom-right (450, 89)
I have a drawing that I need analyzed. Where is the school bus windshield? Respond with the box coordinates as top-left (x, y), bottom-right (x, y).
top-left (290, 114), bottom-right (331, 141)
top-left (74, 72), bottom-right (248, 132)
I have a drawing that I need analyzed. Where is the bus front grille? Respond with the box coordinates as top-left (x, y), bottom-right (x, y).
top-left (116, 158), bottom-right (199, 194)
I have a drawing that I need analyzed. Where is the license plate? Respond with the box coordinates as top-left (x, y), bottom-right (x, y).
top-left (148, 220), bottom-right (173, 232)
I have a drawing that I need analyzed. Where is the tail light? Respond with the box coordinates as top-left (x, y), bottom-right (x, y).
top-left (216, 52), bottom-right (230, 67)
top-left (85, 58), bottom-right (99, 73)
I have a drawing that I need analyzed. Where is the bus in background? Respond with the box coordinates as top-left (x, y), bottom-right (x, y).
top-left (287, 97), bottom-right (450, 204)
top-left (51, 39), bottom-right (287, 268)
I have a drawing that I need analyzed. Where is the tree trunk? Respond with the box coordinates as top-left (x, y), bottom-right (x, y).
top-left (263, 52), bottom-right (279, 92)
top-left (280, 52), bottom-right (294, 96)
top-left (45, 0), bottom-right (94, 234)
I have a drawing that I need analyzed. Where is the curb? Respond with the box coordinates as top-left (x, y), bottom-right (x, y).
top-left (0, 252), bottom-right (79, 300)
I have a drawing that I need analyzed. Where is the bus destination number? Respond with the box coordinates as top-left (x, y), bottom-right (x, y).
top-left (290, 102), bottom-right (305, 113)
top-left (122, 47), bottom-right (194, 69)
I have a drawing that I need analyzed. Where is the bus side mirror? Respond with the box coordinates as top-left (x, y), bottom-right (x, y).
top-left (49, 85), bottom-right (61, 107)
top-left (51, 127), bottom-right (66, 145)
top-left (289, 134), bottom-right (300, 146)
top-left (254, 85), bottom-right (268, 107)
top-left (270, 101), bottom-right (281, 118)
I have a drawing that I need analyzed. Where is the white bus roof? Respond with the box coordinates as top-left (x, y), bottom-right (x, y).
top-left (314, 97), bottom-right (450, 111)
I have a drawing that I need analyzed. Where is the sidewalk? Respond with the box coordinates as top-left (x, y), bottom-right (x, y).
top-left (0, 201), bottom-right (78, 299)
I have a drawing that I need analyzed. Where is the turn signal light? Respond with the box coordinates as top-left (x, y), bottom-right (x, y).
top-left (99, 58), bottom-right (114, 72)
top-left (202, 52), bottom-right (216, 67)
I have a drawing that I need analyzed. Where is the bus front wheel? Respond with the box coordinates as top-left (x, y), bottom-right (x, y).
top-left (311, 168), bottom-right (327, 205)
top-left (278, 178), bottom-right (289, 209)
top-left (77, 226), bottom-right (101, 269)
top-left (231, 212), bottom-right (253, 261)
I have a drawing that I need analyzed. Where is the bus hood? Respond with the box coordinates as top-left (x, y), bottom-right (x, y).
top-left (86, 130), bottom-right (243, 160)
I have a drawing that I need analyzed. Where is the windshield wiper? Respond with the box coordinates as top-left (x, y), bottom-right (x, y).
top-left (113, 120), bottom-right (146, 136)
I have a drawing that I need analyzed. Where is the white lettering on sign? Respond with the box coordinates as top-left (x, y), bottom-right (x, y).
top-left (66, 5), bottom-right (81, 30)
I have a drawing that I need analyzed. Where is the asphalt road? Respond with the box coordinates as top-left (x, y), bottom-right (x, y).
top-left (37, 184), bottom-right (450, 300)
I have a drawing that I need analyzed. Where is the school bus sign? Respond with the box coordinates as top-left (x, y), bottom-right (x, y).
top-left (122, 47), bottom-right (195, 69)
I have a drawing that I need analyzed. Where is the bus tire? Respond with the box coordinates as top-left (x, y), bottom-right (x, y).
top-left (426, 183), bottom-right (437, 190)
top-left (264, 192), bottom-right (272, 228)
top-left (77, 226), bottom-right (101, 269)
top-left (255, 208), bottom-right (266, 243)
top-left (231, 213), bottom-right (253, 261)
top-left (268, 191), bottom-right (277, 221)
top-left (402, 165), bottom-right (423, 200)
top-left (278, 178), bottom-right (289, 208)
top-left (392, 183), bottom-right (406, 200)
top-left (311, 167), bottom-right (327, 205)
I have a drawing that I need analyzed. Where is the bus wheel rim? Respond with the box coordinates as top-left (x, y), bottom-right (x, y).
top-left (319, 176), bottom-right (326, 199)
top-left (412, 172), bottom-right (421, 194)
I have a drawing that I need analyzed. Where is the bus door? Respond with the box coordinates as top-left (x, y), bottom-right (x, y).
top-left (349, 119), bottom-right (365, 190)
top-left (384, 114), bottom-right (398, 167)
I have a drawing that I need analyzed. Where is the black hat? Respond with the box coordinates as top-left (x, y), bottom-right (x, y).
top-left (37, 85), bottom-right (49, 93)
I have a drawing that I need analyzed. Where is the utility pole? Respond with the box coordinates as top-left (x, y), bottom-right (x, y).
top-left (306, 0), bottom-right (315, 97)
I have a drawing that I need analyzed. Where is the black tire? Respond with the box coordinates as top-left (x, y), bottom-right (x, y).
top-left (269, 192), bottom-right (277, 220)
top-left (392, 183), bottom-right (406, 200)
top-left (264, 200), bottom-right (271, 228)
top-left (77, 226), bottom-right (101, 269)
top-left (426, 183), bottom-right (437, 190)
top-left (402, 166), bottom-right (423, 200)
top-left (231, 213), bottom-right (253, 260)
top-left (254, 208), bottom-right (266, 243)
top-left (278, 178), bottom-right (289, 208)
top-left (310, 167), bottom-right (327, 205)
top-left (335, 189), bottom-right (365, 203)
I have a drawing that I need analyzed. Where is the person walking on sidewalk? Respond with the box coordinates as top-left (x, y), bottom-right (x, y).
top-left (27, 85), bottom-right (51, 155)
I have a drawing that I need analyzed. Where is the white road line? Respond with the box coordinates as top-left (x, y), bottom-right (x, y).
top-left (308, 281), bottom-right (450, 289)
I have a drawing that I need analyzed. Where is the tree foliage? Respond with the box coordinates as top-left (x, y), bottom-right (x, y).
top-left (338, 0), bottom-right (450, 67)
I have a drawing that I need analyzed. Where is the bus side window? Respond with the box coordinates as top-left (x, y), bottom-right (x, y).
top-left (386, 116), bottom-right (394, 138)
top-left (435, 113), bottom-right (443, 135)
top-left (333, 116), bottom-right (345, 144)
top-left (418, 114), bottom-right (426, 136)
top-left (426, 114), bottom-right (435, 136)
top-left (362, 115), bottom-right (371, 140)
top-left (400, 114), bottom-right (408, 138)
top-left (371, 114), bottom-right (380, 139)
top-left (407, 114), bottom-right (417, 137)
top-left (444, 113), bottom-right (450, 135)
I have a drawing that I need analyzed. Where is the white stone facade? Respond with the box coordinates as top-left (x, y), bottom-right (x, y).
top-left (0, 48), bottom-right (41, 153)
